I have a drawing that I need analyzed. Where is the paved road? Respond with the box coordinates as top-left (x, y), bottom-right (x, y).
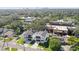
top-left (0, 39), bottom-right (42, 51)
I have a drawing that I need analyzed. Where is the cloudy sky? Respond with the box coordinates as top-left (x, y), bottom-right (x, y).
top-left (0, 0), bottom-right (79, 8)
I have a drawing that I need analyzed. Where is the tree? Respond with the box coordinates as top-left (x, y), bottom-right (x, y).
top-left (25, 18), bottom-right (49, 31)
top-left (16, 36), bottom-right (25, 51)
top-left (68, 36), bottom-right (79, 45)
top-left (16, 36), bottom-right (25, 45)
top-left (71, 45), bottom-right (79, 51)
top-left (49, 37), bottom-right (61, 51)
top-left (74, 26), bottom-right (79, 35)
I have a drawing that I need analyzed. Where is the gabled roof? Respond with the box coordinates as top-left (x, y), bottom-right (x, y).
top-left (22, 30), bottom-right (34, 36)
top-left (33, 30), bottom-right (48, 38)
top-left (41, 31), bottom-right (48, 37)
top-left (0, 28), bottom-right (14, 37)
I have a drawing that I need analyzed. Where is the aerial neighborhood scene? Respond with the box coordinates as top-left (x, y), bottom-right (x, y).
top-left (0, 8), bottom-right (79, 51)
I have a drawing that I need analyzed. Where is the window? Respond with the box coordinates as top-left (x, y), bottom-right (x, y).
top-left (28, 35), bottom-right (31, 38)
top-left (36, 36), bottom-right (41, 41)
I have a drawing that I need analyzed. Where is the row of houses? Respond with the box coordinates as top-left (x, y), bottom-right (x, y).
top-left (19, 19), bottom-right (76, 44)
top-left (21, 30), bottom-right (49, 43)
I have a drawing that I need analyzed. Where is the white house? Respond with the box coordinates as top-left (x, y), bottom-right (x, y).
top-left (25, 17), bottom-right (36, 24)
top-left (21, 30), bottom-right (34, 43)
top-left (32, 31), bottom-right (49, 43)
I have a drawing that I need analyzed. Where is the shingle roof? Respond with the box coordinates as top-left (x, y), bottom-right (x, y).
top-left (41, 31), bottom-right (48, 37)
top-left (33, 31), bottom-right (48, 38)
top-left (0, 28), bottom-right (14, 37)
top-left (22, 30), bottom-right (34, 36)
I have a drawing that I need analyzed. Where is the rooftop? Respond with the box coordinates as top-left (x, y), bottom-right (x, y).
top-left (25, 17), bottom-right (35, 22)
top-left (49, 20), bottom-right (74, 26)
top-left (33, 31), bottom-right (48, 37)
top-left (22, 30), bottom-right (34, 36)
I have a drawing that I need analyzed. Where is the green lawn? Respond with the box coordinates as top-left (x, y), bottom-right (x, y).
top-left (16, 36), bottom-right (25, 45)
top-left (0, 37), bottom-right (3, 40)
top-left (3, 38), bottom-right (13, 42)
top-left (4, 47), bottom-right (17, 51)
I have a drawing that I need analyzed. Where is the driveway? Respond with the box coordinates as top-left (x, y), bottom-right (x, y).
top-left (61, 45), bottom-right (71, 51)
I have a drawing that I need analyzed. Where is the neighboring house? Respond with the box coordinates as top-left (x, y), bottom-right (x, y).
top-left (60, 35), bottom-right (70, 45)
top-left (32, 31), bottom-right (49, 43)
top-left (0, 28), bottom-right (14, 37)
top-left (21, 30), bottom-right (34, 43)
top-left (24, 17), bottom-right (36, 24)
top-left (46, 20), bottom-right (76, 35)
top-left (4, 30), bottom-right (14, 38)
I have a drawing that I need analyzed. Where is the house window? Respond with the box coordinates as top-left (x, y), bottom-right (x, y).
top-left (28, 35), bottom-right (31, 38)
top-left (28, 35), bottom-right (32, 41)
top-left (36, 36), bottom-right (41, 41)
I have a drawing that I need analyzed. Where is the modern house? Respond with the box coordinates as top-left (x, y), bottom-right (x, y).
top-left (46, 20), bottom-right (76, 35)
top-left (32, 31), bottom-right (49, 43)
top-left (24, 17), bottom-right (36, 24)
top-left (21, 30), bottom-right (34, 43)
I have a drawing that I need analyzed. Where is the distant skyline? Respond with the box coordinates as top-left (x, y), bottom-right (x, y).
top-left (0, 7), bottom-right (79, 9)
top-left (0, 0), bottom-right (79, 9)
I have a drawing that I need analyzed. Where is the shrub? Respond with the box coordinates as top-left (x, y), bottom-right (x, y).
top-left (4, 47), bottom-right (17, 51)
top-left (0, 37), bottom-right (3, 40)
top-left (39, 38), bottom-right (49, 48)
top-left (30, 40), bottom-right (35, 45)
top-left (71, 46), bottom-right (79, 51)
top-left (68, 36), bottom-right (79, 45)
top-left (11, 48), bottom-right (17, 51)
top-left (4, 47), bottom-right (9, 51)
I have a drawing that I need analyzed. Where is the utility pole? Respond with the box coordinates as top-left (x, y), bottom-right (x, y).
top-left (1, 27), bottom-right (5, 50)
top-left (23, 44), bottom-right (25, 51)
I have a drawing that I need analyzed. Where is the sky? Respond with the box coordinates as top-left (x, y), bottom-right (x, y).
top-left (0, 0), bottom-right (79, 8)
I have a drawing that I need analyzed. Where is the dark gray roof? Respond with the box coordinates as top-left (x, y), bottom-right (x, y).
top-left (41, 31), bottom-right (48, 37)
top-left (22, 30), bottom-right (34, 37)
top-left (0, 28), bottom-right (14, 35)
top-left (34, 31), bottom-right (48, 38)
top-left (0, 28), bottom-right (8, 34)
top-left (0, 28), bottom-right (3, 33)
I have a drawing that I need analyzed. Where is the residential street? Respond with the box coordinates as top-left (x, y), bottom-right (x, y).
top-left (0, 39), bottom-right (42, 51)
